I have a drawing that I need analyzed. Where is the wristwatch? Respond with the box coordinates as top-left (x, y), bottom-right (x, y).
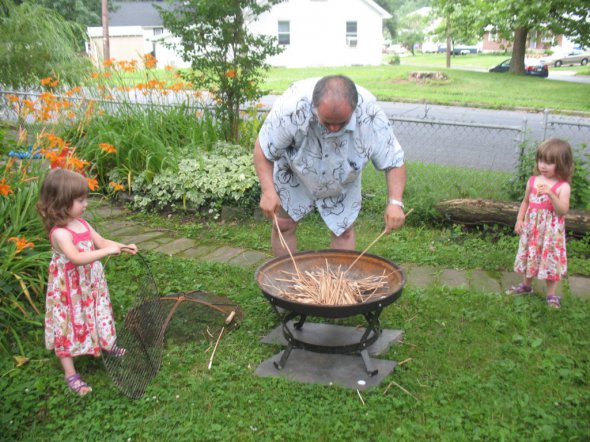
top-left (388, 198), bottom-right (404, 209)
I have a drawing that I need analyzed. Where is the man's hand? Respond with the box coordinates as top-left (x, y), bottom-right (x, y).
top-left (259, 190), bottom-right (281, 219)
top-left (384, 204), bottom-right (406, 233)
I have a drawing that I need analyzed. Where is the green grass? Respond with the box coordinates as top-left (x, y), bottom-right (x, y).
top-left (2, 254), bottom-right (589, 441)
top-left (262, 64), bottom-right (590, 113)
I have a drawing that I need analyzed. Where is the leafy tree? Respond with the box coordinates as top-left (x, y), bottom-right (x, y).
top-left (158, 0), bottom-right (284, 143)
top-left (430, 0), bottom-right (482, 67)
top-left (0, 0), bottom-right (92, 89)
top-left (482, 0), bottom-right (590, 75)
top-left (397, 12), bottom-right (428, 55)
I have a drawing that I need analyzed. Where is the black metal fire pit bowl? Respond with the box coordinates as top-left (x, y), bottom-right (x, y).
top-left (255, 249), bottom-right (405, 375)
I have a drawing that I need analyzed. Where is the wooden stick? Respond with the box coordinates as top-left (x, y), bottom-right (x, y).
top-left (208, 326), bottom-right (225, 370)
top-left (383, 380), bottom-right (419, 401)
top-left (273, 214), bottom-right (301, 276)
top-left (345, 208), bottom-right (414, 274)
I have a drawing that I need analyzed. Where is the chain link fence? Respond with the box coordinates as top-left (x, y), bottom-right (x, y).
top-left (1, 89), bottom-right (588, 215)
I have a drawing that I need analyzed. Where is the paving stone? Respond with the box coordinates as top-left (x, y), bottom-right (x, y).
top-left (405, 264), bottom-right (437, 289)
top-left (153, 238), bottom-right (198, 256)
top-left (500, 272), bottom-right (523, 293)
top-left (109, 225), bottom-right (152, 236)
top-left (179, 245), bottom-right (217, 259)
top-left (228, 250), bottom-right (271, 268)
top-left (205, 246), bottom-right (246, 263)
top-left (95, 220), bottom-right (135, 234)
top-left (115, 231), bottom-right (168, 245)
top-left (567, 276), bottom-right (589, 299)
top-left (440, 269), bottom-right (469, 289)
top-left (470, 270), bottom-right (502, 294)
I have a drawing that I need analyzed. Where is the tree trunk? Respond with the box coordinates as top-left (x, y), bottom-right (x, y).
top-left (510, 27), bottom-right (528, 74)
top-left (445, 19), bottom-right (451, 68)
top-left (434, 199), bottom-right (590, 236)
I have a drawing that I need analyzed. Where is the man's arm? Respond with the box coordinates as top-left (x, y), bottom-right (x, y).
top-left (253, 137), bottom-right (281, 218)
top-left (384, 164), bottom-right (407, 232)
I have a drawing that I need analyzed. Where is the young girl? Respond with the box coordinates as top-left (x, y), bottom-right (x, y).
top-left (507, 138), bottom-right (573, 309)
top-left (37, 168), bottom-right (138, 396)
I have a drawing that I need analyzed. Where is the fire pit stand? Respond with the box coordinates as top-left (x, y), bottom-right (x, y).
top-left (274, 310), bottom-right (383, 376)
top-left (256, 249), bottom-right (405, 379)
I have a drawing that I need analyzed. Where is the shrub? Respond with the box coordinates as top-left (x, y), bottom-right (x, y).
top-left (131, 141), bottom-right (259, 213)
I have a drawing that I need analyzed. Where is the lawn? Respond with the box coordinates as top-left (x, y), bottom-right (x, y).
top-left (2, 57), bottom-right (590, 441)
top-left (262, 64), bottom-right (590, 113)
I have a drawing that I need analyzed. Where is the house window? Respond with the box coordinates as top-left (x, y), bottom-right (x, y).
top-left (153, 27), bottom-right (164, 36)
top-left (278, 21), bottom-right (290, 45)
top-left (346, 21), bottom-right (357, 48)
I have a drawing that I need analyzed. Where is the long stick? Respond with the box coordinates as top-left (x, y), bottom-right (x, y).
top-left (273, 214), bottom-right (301, 276)
top-left (345, 208), bottom-right (414, 274)
top-left (208, 326), bottom-right (225, 370)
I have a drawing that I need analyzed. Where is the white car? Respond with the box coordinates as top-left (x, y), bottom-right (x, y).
top-left (541, 50), bottom-right (590, 67)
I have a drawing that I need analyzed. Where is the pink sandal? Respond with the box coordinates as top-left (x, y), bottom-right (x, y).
top-left (506, 283), bottom-right (533, 295)
top-left (65, 373), bottom-right (92, 396)
top-left (547, 294), bottom-right (561, 309)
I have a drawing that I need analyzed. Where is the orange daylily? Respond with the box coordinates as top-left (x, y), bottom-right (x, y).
top-left (87, 177), bottom-right (99, 191)
top-left (8, 236), bottom-right (35, 254)
top-left (0, 177), bottom-right (13, 196)
top-left (225, 69), bottom-right (237, 78)
top-left (109, 182), bottom-right (125, 192)
top-left (99, 143), bottom-right (117, 154)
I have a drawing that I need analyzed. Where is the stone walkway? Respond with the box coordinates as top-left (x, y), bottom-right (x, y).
top-left (88, 200), bottom-right (590, 299)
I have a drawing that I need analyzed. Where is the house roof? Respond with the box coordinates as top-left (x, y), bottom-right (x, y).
top-left (109, 1), bottom-right (169, 27)
top-left (362, 0), bottom-right (392, 19)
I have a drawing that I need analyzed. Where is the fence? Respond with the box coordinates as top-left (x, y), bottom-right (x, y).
top-left (1, 89), bottom-right (589, 214)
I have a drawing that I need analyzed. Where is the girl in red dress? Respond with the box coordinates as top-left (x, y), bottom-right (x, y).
top-left (507, 138), bottom-right (574, 309)
top-left (38, 168), bottom-right (137, 395)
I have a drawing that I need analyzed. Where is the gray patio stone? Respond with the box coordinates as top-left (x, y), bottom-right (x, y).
top-left (205, 246), bottom-right (245, 263)
top-left (153, 238), bottom-right (198, 256)
top-left (470, 270), bottom-right (502, 294)
top-left (228, 250), bottom-right (271, 268)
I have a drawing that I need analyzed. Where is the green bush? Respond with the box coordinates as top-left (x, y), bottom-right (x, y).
top-left (131, 142), bottom-right (259, 213)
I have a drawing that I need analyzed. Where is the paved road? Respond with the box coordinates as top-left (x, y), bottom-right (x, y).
top-left (260, 95), bottom-right (590, 172)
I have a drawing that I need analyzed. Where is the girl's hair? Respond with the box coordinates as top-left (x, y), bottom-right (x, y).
top-left (534, 138), bottom-right (574, 182)
top-left (37, 168), bottom-right (89, 233)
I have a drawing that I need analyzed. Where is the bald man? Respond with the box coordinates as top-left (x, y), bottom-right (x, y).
top-left (254, 75), bottom-right (406, 256)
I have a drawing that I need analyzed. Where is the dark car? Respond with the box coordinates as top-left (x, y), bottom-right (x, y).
top-left (489, 58), bottom-right (548, 78)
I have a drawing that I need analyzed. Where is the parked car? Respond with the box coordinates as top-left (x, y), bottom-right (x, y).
top-left (452, 46), bottom-right (479, 55)
top-left (489, 58), bottom-right (549, 78)
top-left (540, 49), bottom-right (590, 67)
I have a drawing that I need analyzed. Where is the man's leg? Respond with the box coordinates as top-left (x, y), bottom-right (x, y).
top-left (330, 225), bottom-right (355, 250)
top-left (272, 209), bottom-right (298, 256)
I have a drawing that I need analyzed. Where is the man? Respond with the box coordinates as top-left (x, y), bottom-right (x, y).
top-left (254, 75), bottom-right (406, 256)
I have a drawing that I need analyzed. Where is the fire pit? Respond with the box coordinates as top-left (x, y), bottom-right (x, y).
top-left (255, 249), bottom-right (405, 375)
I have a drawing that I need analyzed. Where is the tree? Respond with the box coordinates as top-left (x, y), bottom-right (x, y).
top-left (29, 0), bottom-right (103, 26)
top-left (482, 0), bottom-right (590, 75)
top-left (397, 12), bottom-right (427, 55)
top-left (158, 0), bottom-right (285, 143)
top-left (431, 0), bottom-right (482, 68)
top-left (0, 0), bottom-right (92, 89)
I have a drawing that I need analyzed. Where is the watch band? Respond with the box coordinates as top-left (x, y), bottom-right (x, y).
top-left (388, 198), bottom-right (404, 209)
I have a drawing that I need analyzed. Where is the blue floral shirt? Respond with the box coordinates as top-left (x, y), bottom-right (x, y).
top-left (258, 78), bottom-right (404, 235)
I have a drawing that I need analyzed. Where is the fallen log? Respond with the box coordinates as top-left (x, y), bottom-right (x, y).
top-left (434, 199), bottom-right (590, 236)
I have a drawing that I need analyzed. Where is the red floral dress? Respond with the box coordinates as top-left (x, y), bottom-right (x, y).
top-left (45, 219), bottom-right (117, 358)
top-left (514, 176), bottom-right (567, 281)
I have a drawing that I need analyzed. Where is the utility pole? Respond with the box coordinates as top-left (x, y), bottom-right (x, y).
top-left (102, 0), bottom-right (110, 61)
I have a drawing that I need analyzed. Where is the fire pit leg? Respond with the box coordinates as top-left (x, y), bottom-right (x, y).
top-left (274, 345), bottom-right (293, 370)
top-left (360, 349), bottom-right (378, 376)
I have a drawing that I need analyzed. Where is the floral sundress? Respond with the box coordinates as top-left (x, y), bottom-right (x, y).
top-left (513, 176), bottom-right (567, 281)
top-left (45, 218), bottom-right (117, 357)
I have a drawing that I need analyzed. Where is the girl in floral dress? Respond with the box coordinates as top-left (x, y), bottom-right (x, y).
top-left (507, 138), bottom-right (574, 309)
top-left (38, 168), bottom-right (137, 395)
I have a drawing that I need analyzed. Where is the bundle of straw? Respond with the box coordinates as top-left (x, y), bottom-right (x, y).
top-left (265, 260), bottom-right (390, 305)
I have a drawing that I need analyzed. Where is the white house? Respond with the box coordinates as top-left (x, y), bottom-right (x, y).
top-left (87, 0), bottom-right (390, 68)
top-left (249, 0), bottom-right (391, 67)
